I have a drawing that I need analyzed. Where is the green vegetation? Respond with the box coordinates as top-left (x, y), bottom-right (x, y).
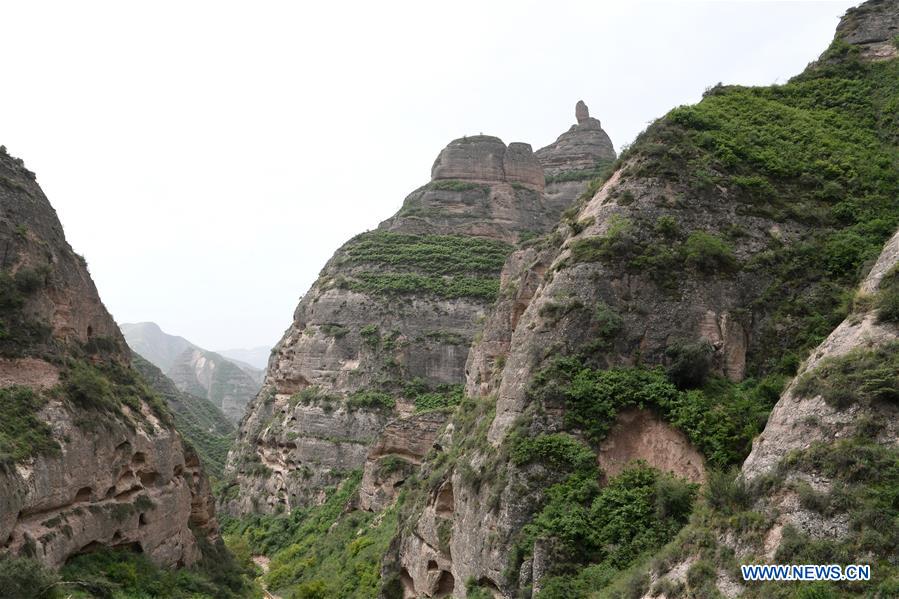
top-left (529, 358), bottom-right (783, 468)
top-left (335, 232), bottom-right (512, 301)
top-left (342, 272), bottom-right (501, 300)
top-left (0, 542), bottom-right (257, 599)
top-left (63, 360), bottom-right (172, 425)
top-left (0, 385), bottom-right (58, 463)
top-left (569, 219), bottom-right (740, 284)
top-left (633, 52), bottom-right (897, 373)
top-left (874, 264), bottom-right (899, 322)
top-left (429, 179), bottom-right (487, 192)
top-left (544, 158), bottom-right (616, 185)
top-left (223, 471), bottom-right (397, 598)
top-left (402, 378), bottom-right (464, 412)
top-left (0, 268), bottom-right (53, 357)
top-left (346, 389), bottom-right (396, 411)
top-left (512, 462), bottom-right (697, 598)
top-left (794, 341), bottom-right (899, 408)
top-left (319, 323), bottom-right (348, 338)
top-left (131, 354), bottom-right (235, 479)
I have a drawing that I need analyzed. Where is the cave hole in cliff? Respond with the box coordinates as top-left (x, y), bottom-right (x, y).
top-left (427, 559), bottom-right (439, 571)
top-left (138, 471), bottom-right (159, 486)
top-left (434, 570), bottom-right (455, 597)
top-left (131, 452), bottom-right (146, 465)
top-left (111, 531), bottom-right (122, 542)
top-left (87, 325), bottom-right (93, 337)
top-left (74, 486), bottom-right (92, 502)
top-left (434, 482), bottom-right (454, 517)
top-left (139, 513), bottom-right (147, 527)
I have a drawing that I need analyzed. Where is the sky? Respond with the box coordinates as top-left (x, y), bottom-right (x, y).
top-left (0, 0), bottom-right (859, 351)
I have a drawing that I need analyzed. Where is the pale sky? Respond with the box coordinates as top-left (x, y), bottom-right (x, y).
top-left (0, 0), bottom-right (858, 350)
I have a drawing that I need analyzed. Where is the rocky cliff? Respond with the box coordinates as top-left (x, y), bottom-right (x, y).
top-left (223, 128), bottom-right (606, 516)
top-left (0, 146), bottom-right (219, 570)
top-left (536, 100), bottom-right (617, 215)
top-left (383, 1), bottom-right (899, 596)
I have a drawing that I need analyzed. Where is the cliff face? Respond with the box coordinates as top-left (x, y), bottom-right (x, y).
top-left (224, 130), bottom-right (606, 516)
top-left (386, 2), bottom-right (899, 596)
top-left (0, 147), bottom-right (218, 569)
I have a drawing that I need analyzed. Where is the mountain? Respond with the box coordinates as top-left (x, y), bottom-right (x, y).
top-left (131, 353), bottom-right (235, 479)
top-left (222, 110), bottom-right (616, 515)
top-left (120, 321), bottom-right (263, 424)
top-left (120, 321), bottom-right (194, 372)
top-left (220, 1), bottom-right (899, 598)
top-left (0, 147), bottom-right (225, 577)
top-left (216, 346), bottom-right (272, 370)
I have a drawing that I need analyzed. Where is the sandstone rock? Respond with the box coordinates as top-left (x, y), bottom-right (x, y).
top-left (597, 408), bottom-right (705, 483)
top-left (358, 411), bottom-right (448, 513)
top-left (575, 100), bottom-right (589, 124)
top-left (834, 0), bottom-right (899, 60)
top-left (0, 147), bottom-right (219, 569)
top-left (430, 136), bottom-right (544, 191)
top-left (535, 101), bottom-right (617, 213)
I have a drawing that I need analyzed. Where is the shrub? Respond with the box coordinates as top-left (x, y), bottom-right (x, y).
top-left (665, 340), bottom-right (714, 389)
top-left (359, 324), bottom-right (380, 348)
top-left (0, 554), bottom-right (57, 599)
top-left (681, 231), bottom-right (738, 274)
top-left (0, 386), bottom-right (58, 463)
top-left (794, 341), bottom-right (899, 407)
top-left (875, 264), bottom-right (899, 323)
top-left (510, 433), bottom-right (596, 474)
top-left (346, 390), bottom-right (395, 411)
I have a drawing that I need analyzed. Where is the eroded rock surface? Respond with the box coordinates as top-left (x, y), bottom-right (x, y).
top-left (0, 147), bottom-right (218, 569)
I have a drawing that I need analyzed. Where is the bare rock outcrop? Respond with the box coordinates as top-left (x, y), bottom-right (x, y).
top-left (358, 411), bottom-right (448, 513)
top-left (535, 101), bottom-right (617, 213)
top-left (431, 136), bottom-right (544, 191)
top-left (834, 0), bottom-right (899, 60)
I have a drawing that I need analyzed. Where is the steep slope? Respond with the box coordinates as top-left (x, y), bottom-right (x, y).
top-left (121, 321), bottom-right (263, 424)
top-left (167, 347), bottom-right (262, 424)
top-left (385, 2), bottom-right (899, 597)
top-left (132, 353), bottom-right (236, 479)
top-left (0, 147), bottom-right (221, 571)
top-left (224, 127), bottom-right (610, 516)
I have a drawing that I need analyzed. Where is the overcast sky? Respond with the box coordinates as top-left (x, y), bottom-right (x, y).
top-left (1, 0), bottom-right (858, 351)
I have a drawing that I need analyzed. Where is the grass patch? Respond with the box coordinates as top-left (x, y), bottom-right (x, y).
top-left (794, 341), bottom-right (899, 408)
top-left (0, 385), bottom-right (58, 463)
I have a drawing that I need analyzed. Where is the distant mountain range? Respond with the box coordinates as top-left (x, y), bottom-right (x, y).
top-left (120, 321), bottom-right (268, 423)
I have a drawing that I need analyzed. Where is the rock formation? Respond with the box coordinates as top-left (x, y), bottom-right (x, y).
top-left (835, 0), bottom-right (899, 60)
top-left (0, 146), bottom-right (219, 569)
top-left (383, 2), bottom-right (899, 596)
top-left (223, 133), bottom-right (580, 515)
top-left (536, 100), bottom-right (617, 214)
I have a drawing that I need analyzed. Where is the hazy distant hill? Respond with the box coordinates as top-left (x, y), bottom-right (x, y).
top-left (120, 321), bottom-right (263, 423)
top-left (216, 346), bottom-right (272, 371)
top-left (120, 321), bottom-right (193, 372)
